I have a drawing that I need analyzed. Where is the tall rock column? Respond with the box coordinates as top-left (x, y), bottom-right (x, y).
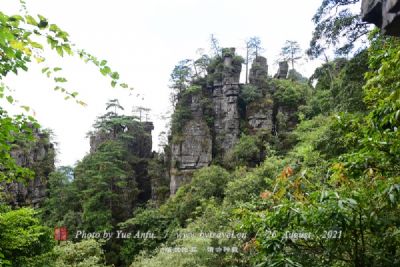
top-left (2, 129), bottom-right (55, 208)
top-left (212, 48), bottom-right (242, 156)
top-left (247, 56), bottom-right (273, 133)
top-left (170, 93), bottom-right (213, 194)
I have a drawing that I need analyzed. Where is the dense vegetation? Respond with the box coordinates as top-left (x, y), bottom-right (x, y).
top-left (1, 0), bottom-right (400, 266)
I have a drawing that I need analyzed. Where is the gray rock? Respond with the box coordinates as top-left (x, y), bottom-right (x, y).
top-left (274, 61), bottom-right (289, 79)
top-left (361, 0), bottom-right (400, 36)
top-left (170, 119), bottom-right (212, 194)
top-left (212, 49), bottom-right (242, 156)
top-left (249, 56), bottom-right (268, 86)
top-left (169, 48), bottom-right (243, 194)
top-left (90, 120), bottom-right (154, 158)
top-left (2, 129), bottom-right (55, 208)
top-left (247, 97), bottom-right (274, 132)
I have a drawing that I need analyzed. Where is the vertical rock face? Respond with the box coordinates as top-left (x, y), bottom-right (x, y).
top-left (274, 61), bottom-right (289, 79)
top-left (170, 48), bottom-right (243, 194)
top-left (212, 48), bottom-right (242, 156)
top-left (90, 121), bottom-right (153, 158)
top-left (249, 56), bottom-right (268, 86)
top-left (89, 120), bottom-right (154, 202)
top-left (246, 98), bottom-right (274, 133)
top-left (168, 48), bottom-right (305, 194)
top-left (247, 56), bottom-right (273, 133)
top-left (2, 130), bottom-right (55, 208)
top-left (361, 0), bottom-right (400, 36)
top-left (170, 94), bottom-right (212, 194)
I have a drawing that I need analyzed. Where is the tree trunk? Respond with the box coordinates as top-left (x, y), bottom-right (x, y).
top-left (245, 45), bottom-right (249, 84)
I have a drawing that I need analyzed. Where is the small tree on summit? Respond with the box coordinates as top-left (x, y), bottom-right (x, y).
top-left (106, 98), bottom-right (124, 115)
top-left (280, 40), bottom-right (302, 69)
top-left (245, 36), bottom-right (263, 84)
top-left (169, 59), bottom-right (193, 106)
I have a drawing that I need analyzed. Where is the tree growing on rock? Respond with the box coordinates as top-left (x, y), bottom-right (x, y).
top-left (169, 59), bottom-right (193, 105)
top-left (280, 40), bottom-right (302, 70)
top-left (245, 36), bottom-right (263, 84)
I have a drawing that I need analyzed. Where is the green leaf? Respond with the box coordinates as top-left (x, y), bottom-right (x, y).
top-left (111, 80), bottom-right (117, 88)
top-left (30, 41), bottom-right (43, 49)
top-left (56, 46), bottom-right (64, 57)
top-left (49, 24), bottom-right (59, 33)
top-left (25, 15), bottom-right (37, 26)
top-left (10, 15), bottom-right (24, 22)
top-left (100, 66), bottom-right (111, 76)
top-left (111, 72), bottom-right (119, 80)
top-left (63, 44), bottom-right (73, 55)
top-left (54, 77), bottom-right (67, 83)
top-left (20, 105), bottom-right (30, 112)
top-left (6, 95), bottom-right (14, 104)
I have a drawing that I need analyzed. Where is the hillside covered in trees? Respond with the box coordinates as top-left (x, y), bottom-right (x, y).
top-left (1, 0), bottom-right (400, 266)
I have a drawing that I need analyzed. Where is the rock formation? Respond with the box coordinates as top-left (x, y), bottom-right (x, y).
top-left (2, 129), bottom-right (55, 208)
top-left (169, 49), bottom-right (304, 194)
top-left (169, 48), bottom-right (244, 194)
top-left (274, 61), bottom-right (289, 79)
top-left (212, 48), bottom-right (242, 156)
top-left (89, 120), bottom-right (154, 201)
top-left (246, 98), bottom-right (274, 133)
top-left (90, 121), bottom-right (154, 158)
top-left (362, 0), bottom-right (400, 36)
top-left (249, 56), bottom-right (268, 87)
top-left (170, 93), bottom-right (212, 194)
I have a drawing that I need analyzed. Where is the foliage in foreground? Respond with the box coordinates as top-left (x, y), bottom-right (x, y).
top-left (129, 32), bottom-right (400, 267)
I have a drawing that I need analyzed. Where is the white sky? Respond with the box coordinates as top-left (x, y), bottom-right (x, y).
top-left (1, 0), bottom-right (325, 167)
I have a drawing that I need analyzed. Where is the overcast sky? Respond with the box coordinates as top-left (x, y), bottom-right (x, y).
top-left (1, 0), bottom-right (326, 166)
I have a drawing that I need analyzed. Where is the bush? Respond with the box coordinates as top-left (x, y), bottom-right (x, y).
top-left (240, 84), bottom-right (262, 104)
top-left (272, 79), bottom-right (310, 107)
top-left (224, 134), bottom-right (261, 168)
top-left (0, 208), bottom-right (54, 267)
top-left (53, 240), bottom-right (108, 267)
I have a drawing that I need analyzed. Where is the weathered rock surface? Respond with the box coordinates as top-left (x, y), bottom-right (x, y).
top-left (90, 121), bottom-right (153, 158)
top-left (168, 48), bottom-right (305, 194)
top-left (362, 0), bottom-right (400, 36)
top-left (170, 93), bottom-right (212, 194)
top-left (212, 48), bottom-right (242, 156)
top-left (249, 56), bottom-right (268, 86)
top-left (89, 120), bottom-right (154, 202)
top-left (247, 97), bottom-right (274, 132)
top-left (2, 130), bottom-right (55, 208)
top-left (274, 61), bottom-right (289, 79)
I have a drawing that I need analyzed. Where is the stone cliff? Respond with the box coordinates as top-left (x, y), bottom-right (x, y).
top-left (211, 48), bottom-right (242, 156)
top-left (362, 0), bottom-right (400, 36)
top-left (89, 120), bottom-right (155, 202)
top-left (168, 47), bottom-right (303, 194)
top-left (169, 48), bottom-right (244, 194)
top-left (2, 128), bottom-right (55, 208)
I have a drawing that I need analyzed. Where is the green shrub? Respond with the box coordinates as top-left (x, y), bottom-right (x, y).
top-left (53, 240), bottom-right (108, 267)
top-left (240, 84), bottom-right (262, 104)
top-left (0, 208), bottom-right (54, 267)
top-left (272, 79), bottom-right (310, 107)
top-left (224, 134), bottom-right (261, 168)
